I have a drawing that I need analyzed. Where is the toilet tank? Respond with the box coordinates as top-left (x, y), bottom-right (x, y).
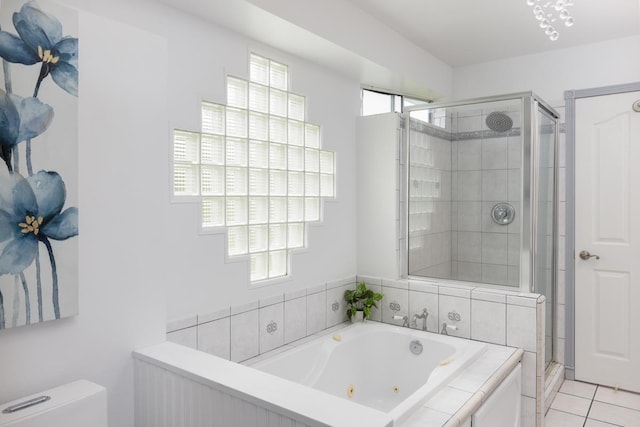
top-left (0, 380), bottom-right (107, 427)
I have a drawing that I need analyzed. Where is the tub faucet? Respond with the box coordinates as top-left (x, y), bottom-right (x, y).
top-left (411, 308), bottom-right (429, 331)
top-left (392, 315), bottom-right (409, 327)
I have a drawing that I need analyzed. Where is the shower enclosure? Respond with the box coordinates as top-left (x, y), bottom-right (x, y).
top-left (404, 92), bottom-right (558, 369)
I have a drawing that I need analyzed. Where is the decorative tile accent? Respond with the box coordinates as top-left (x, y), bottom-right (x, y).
top-left (325, 284), bottom-right (348, 328)
top-left (408, 290), bottom-right (439, 332)
top-left (438, 295), bottom-right (470, 339)
top-left (259, 302), bottom-right (284, 354)
top-left (266, 320), bottom-right (278, 334)
top-left (381, 285), bottom-right (409, 324)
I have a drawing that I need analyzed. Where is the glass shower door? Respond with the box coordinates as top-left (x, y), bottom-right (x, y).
top-left (533, 106), bottom-right (557, 370)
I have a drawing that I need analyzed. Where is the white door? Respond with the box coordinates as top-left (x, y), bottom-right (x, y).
top-left (574, 90), bottom-right (640, 392)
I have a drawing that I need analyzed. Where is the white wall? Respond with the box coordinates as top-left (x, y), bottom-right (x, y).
top-left (0, 8), bottom-right (168, 427)
top-left (0, 1), bottom-right (360, 426)
top-left (356, 113), bottom-right (401, 279)
top-left (48, 0), bottom-right (361, 321)
top-left (452, 35), bottom-right (640, 104)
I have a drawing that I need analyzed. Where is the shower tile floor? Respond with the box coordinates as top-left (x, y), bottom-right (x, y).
top-left (545, 380), bottom-right (640, 426)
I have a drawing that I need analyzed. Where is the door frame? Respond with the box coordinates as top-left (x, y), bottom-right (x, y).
top-left (564, 81), bottom-right (640, 380)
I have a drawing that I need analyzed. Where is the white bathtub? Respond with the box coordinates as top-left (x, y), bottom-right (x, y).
top-left (250, 321), bottom-right (488, 425)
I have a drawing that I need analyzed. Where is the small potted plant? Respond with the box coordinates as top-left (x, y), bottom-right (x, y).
top-left (344, 282), bottom-right (383, 322)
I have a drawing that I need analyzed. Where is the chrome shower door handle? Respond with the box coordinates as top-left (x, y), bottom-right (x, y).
top-left (579, 250), bottom-right (600, 260)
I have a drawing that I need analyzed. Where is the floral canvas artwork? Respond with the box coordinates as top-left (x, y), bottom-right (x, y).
top-left (0, 0), bottom-right (78, 329)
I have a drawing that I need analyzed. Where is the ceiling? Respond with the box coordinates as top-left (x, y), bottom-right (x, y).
top-left (346, 0), bottom-right (640, 67)
top-left (157, 0), bottom-right (640, 98)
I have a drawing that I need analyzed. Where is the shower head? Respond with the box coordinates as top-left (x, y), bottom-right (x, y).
top-left (485, 111), bottom-right (513, 132)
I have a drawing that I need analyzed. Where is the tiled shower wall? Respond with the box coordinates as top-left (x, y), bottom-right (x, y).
top-left (408, 111), bottom-right (523, 287)
top-left (451, 111), bottom-right (522, 286)
top-left (408, 129), bottom-right (453, 277)
top-left (167, 276), bottom-right (546, 427)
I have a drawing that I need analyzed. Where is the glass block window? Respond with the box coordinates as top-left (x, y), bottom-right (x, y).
top-left (172, 53), bottom-right (336, 282)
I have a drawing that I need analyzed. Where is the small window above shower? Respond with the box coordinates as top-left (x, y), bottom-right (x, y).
top-left (361, 88), bottom-right (430, 116)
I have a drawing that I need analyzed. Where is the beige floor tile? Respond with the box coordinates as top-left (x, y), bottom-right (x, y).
top-left (588, 401), bottom-right (640, 426)
top-left (560, 379), bottom-right (598, 399)
top-left (545, 409), bottom-right (585, 427)
top-left (595, 386), bottom-right (640, 411)
top-left (550, 392), bottom-right (592, 417)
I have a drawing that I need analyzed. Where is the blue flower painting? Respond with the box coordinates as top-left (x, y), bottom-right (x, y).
top-left (0, 0), bottom-right (78, 329)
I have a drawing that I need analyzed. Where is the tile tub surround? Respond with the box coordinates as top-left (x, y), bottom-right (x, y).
top-left (166, 276), bottom-right (356, 362)
top-left (167, 275), bottom-right (546, 427)
top-left (358, 276), bottom-right (546, 427)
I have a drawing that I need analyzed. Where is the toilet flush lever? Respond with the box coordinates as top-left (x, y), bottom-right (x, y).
top-left (2, 395), bottom-right (51, 414)
top-left (579, 250), bottom-right (600, 260)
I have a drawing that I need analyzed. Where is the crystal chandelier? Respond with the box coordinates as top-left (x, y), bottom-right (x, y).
top-left (527, 0), bottom-right (575, 41)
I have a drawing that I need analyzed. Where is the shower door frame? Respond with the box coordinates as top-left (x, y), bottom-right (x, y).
top-left (531, 101), bottom-right (561, 370)
top-left (403, 92), bottom-right (559, 296)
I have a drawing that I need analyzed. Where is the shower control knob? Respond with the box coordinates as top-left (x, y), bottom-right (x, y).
top-left (579, 250), bottom-right (600, 260)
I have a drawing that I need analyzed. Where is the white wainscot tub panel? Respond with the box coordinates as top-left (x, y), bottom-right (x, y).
top-left (133, 342), bottom-right (393, 427)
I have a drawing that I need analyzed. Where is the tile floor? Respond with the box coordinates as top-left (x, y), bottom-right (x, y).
top-left (546, 380), bottom-right (640, 426)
